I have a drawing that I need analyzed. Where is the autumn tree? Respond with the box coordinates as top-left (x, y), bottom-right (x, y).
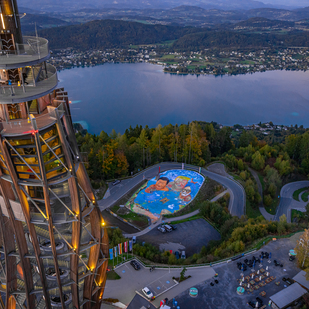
top-left (295, 229), bottom-right (309, 278)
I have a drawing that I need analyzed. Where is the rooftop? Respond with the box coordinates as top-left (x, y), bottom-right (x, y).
top-left (269, 283), bottom-right (307, 308)
top-left (293, 271), bottom-right (309, 290)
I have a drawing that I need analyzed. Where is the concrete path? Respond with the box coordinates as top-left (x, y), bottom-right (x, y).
top-left (123, 190), bottom-right (229, 238)
top-left (248, 167), bottom-right (274, 221)
top-left (274, 180), bottom-right (309, 222)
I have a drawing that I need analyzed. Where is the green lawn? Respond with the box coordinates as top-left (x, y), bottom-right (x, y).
top-left (258, 173), bottom-right (265, 192)
top-left (161, 54), bottom-right (177, 59)
top-left (168, 214), bottom-right (201, 225)
top-left (301, 191), bottom-right (309, 202)
top-left (291, 209), bottom-right (305, 222)
top-left (246, 200), bottom-right (262, 218)
top-left (265, 196), bottom-right (279, 215)
top-left (293, 187), bottom-right (307, 201)
top-left (106, 270), bottom-right (121, 280)
top-left (108, 254), bottom-right (133, 269)
top-left (240, 60), bottom-right (255, 65)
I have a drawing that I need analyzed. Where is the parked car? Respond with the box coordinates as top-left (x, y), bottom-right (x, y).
top-left (142, 287), bottom-right (153, 299)
top-left (162, 224), bottom-right (172, 232)
top-left (130, 260), bottom-right (140, 270)
top-left (158, 226), bottom-right (166, 233)
top-left (170, 224), bottom-right (177, 230)
top-left (181, 251), bottom-right (186, 259)
top-left (112, 179), bottom-right (121, 186)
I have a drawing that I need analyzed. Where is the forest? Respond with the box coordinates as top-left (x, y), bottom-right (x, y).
top-left (40, 18), bottom-right (309, 51)
top-left (79, 120), bottom-right (309, 264)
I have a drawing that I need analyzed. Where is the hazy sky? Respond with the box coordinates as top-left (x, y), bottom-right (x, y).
top-left (264, 0), bottom-right (309, 5)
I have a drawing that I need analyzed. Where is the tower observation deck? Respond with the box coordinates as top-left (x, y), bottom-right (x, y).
top-left (0, 1), bottom-right (109, 308)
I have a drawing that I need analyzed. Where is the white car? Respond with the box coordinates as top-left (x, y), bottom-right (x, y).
top-left (157, 226), bottom-right (166, 233)
top-left (142, 287), bottom-right (153, 299)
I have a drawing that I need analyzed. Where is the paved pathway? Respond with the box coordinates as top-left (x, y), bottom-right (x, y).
top-left (274, 180), bottom-right (309, 222)
top-left (248, 167), bottom-right (274, 221)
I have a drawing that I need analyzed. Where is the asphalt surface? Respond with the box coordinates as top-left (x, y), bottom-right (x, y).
top-left (98, 163), bottom-right (245, 218)
top-left (274, 180), bottom-right (309, 222)
top-left (174, 236), bottom-right (301, 309)
top-left (138, 218), bottom-right (221, 256)
top-left (104, 260), bottom-right (215, 308)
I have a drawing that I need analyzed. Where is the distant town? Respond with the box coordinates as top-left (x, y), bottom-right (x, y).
top-left (49, 46), bottom-right (309, 76)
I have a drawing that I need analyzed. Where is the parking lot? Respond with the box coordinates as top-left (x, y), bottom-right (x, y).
top-left (138, 218), bottom-right (221, 256)
top-left (138, 273), bottom-right (178, 299)
top-left (105, 260), bottom-right (181, 305)
top-left (173, 235), bottom-right (302, 309)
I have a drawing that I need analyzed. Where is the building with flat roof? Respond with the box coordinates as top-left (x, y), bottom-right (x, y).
top-left (293, 271), bottom-right (309, 290)
top-left (269, 283), bottom-right (307, 309)
top-left (0, 0), bottom-right (109, 308)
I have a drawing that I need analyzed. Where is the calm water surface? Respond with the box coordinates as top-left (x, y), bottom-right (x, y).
top-left (58, 63), bottom-right (309, 134)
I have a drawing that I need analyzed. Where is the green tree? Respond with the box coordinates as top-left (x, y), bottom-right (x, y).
top-left (251, 151), bottom-right (265, 170)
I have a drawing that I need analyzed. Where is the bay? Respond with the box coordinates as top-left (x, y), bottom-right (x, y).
top-left (58, 63), bottom-right (309, 134)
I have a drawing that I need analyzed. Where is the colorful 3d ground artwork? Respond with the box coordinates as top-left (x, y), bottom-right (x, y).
top-left (126, 170), bottom-right (204, 222)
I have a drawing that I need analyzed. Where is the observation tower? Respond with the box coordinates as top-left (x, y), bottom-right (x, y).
top-left (0, 0), bottom-right (109, 308)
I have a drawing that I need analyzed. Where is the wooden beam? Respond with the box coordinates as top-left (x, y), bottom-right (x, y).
top-left (0, 136), bottom-right (52, 309)
top-left (31, 118), bottom-right (65, 309)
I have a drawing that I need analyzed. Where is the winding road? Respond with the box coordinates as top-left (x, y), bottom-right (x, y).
top-left (274, 180), bottom-right (309, 222)
top-left (98, 162), bottom-right (309, 231)
top-left (98, 162), bottom-right (246, 218)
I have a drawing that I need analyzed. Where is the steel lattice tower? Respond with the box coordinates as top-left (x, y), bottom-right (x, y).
top-left (0, 1), bottom-right (109, 308)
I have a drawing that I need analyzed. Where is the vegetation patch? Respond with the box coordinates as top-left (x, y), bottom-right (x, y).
top-left (301, 191), bottom-right (309, 202)
top-left (168, 214), bottom-right (202, 225)
top-left (293, 187), bottom-right (307, 201)
top-left (106, 270), bottom-right (121, 280)
top-left (110, 180), bottom-right (149, 229)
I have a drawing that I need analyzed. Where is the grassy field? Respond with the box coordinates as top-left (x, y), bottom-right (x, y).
top-left (265, 196), bottom-right (279, 215)
top-left (258, 173), bottom-right (265, 192)
top-left (240, 60), bottom-right (255, 65)
top-left (167, 214), bottom-right (202, 225)
top-left (291, 209), bottom-right (306, 222)
top-left (246, 200), bottom-right (262, 218)
top-left (293, 187), bottom-right (307, 201)
top-left (110, 179), bottom-right (149, 229)
top-left (301, 191), bottom-right (309, 202)
top-left (106, 270), bottom-right (121, 280)
top-left (108, 254), bottom-right (134, 269)
top-left (161, 54), bottom-right (177, 59)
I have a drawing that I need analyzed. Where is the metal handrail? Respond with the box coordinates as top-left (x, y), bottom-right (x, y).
top-left (0, 36), bottom-right (49, 58)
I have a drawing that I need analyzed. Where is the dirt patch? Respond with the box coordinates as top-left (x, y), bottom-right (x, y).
top-left (265, 157), bottom-right (276, 168)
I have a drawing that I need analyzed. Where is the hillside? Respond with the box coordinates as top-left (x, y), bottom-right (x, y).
top-left (39, 19), bottom-right (199, 50)
top-left (21, 13), bottom-right (70, 34)
top-left (39, 18), bottom-right (309, 51)
top-left (172, 29), bottom-right (309, 50)
top-left (232, 17), bottom-right (295, 29)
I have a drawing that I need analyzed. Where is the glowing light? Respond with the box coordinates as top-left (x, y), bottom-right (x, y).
top-left (1, 14), bottom-right (5, 30)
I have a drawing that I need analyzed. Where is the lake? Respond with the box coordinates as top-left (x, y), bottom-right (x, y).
top-left (58, 63), bottom-right (309, 134)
